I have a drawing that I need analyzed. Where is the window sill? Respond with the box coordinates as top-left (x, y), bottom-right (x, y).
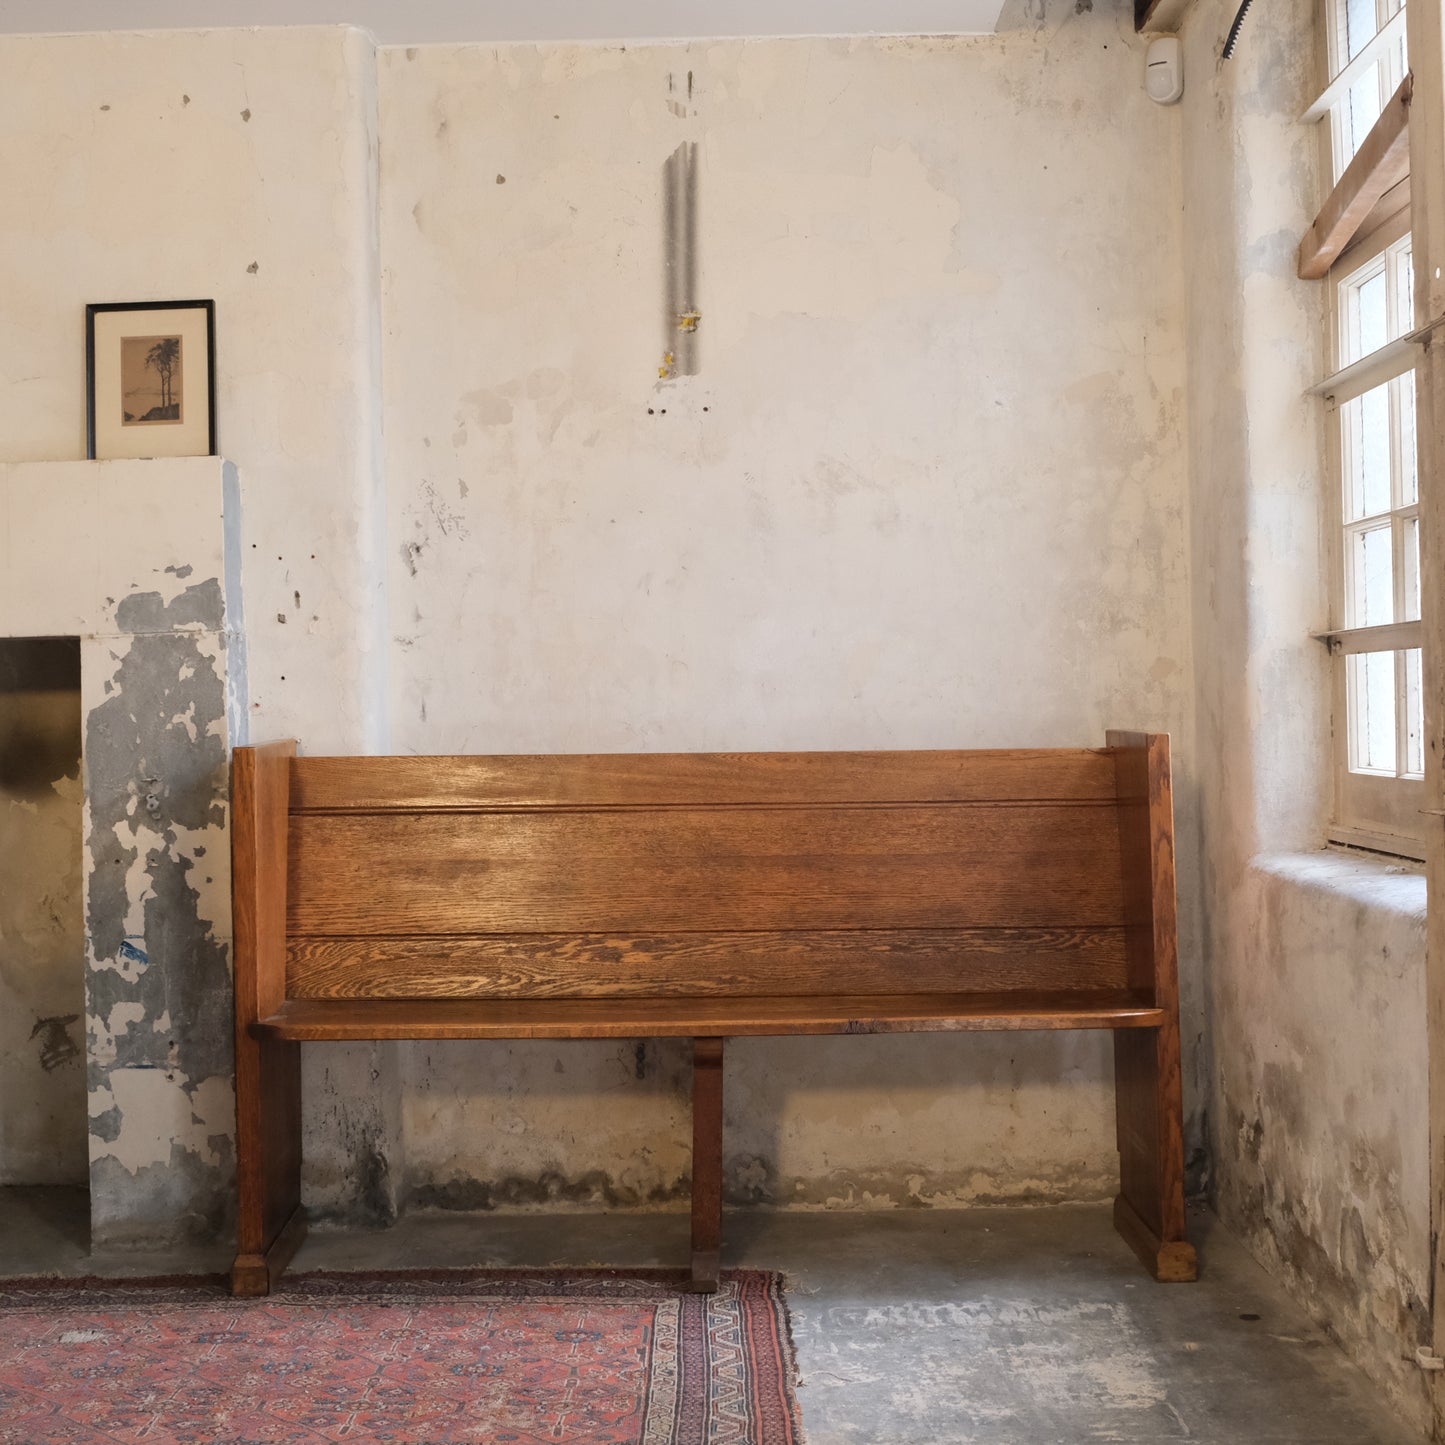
top-left (1325, 822), bottom-right (1426, 862)
top-left (1250, 847), bottom-right (1425, 921)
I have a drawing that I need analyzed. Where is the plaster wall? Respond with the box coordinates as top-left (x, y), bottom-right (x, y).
top-left (0, 458), bottom-right (240, 1245)
top-left (378, 17), bottom-right (1200, 1213)
top-left (0, 25), bottom-right (405, 1228)
top-left (1179, 0), bottom-right (1431, 1428)
top-left (0, 15), bottom-right (1204, 1246)
top-left (0, 26), bottom-right (385, 754)
top-left (0, 0), bottom-right (1012, 44)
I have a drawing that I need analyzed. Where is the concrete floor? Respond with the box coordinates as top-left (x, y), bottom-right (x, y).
top-left (0, 1187), bottom-right (1427, 1444)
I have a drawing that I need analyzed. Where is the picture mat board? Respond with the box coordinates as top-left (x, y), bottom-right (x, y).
top-left (89, 304), bottom-right (214, 459)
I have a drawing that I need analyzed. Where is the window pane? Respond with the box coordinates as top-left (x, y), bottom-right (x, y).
top-left (1346, 65), bottom-right (1385, 162)
top-left (1348, 650), bottom-right (1397, 773)
top-left (1345, 0), bottom-right (1377, 59)
top-left (1402, 515), bottom-right (1420, 622)
top-left (1345, 382), bottom-right (1393, 519)
top-left (1355, 268), bottom-right (1388, 358)
top-left (1393, 241), bottom-right (1414, 340)
top-left (1405, 647), bottom-right (1424, 777)
top-left (1348, 523), bottom-right (1395, 627)
top-left (1398, 372), bottom-right (1417, 504)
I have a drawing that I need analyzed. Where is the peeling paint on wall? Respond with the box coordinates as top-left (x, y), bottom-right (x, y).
top-left (1, 456), bottom-right (240, 1249)
top-left (83, 588), bottom-right (235, 1247)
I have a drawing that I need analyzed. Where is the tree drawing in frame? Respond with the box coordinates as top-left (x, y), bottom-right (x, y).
top-left (121, 334), bottom-right (183, 425)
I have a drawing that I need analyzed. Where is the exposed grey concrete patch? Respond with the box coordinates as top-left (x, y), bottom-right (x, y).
top-left (83, 861), bottom-right (137, 972)
top-left (90, 1105), bottom-right (122, 1144)
top-left (89, 1145), bottom-right (229, 1248)
top-left (85, 632), bottom-right (226, 839)
top-left (143, 851), bottom-right (229, 1086)
top-left (114, 578), bottom-right (224, 635)
top-left (83, 625), bottom-right (232, 1245)
top-left (86, 851), bottom-right (230, 1087)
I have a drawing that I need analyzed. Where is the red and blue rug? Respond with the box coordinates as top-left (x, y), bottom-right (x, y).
top-left (0, 1268), bottom-right (805, 1444)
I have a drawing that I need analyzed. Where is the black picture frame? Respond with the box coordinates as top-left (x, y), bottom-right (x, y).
top-left (85, 299), bottom-right (216, 460)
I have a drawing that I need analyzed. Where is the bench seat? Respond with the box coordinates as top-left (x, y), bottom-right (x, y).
top-left (254, 992), bottom-right (1166, 1040)
top-left (230, 734), bottom-right (1197, 1298)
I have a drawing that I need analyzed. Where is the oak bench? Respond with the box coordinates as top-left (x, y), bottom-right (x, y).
top-left (230, 732), bottom-right (1196, 1296)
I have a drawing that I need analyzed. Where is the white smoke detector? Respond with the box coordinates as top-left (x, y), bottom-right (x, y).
top-left (1146, 37), bottom-right (1184, 105)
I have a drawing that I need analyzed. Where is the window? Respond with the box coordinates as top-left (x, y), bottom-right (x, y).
top-left (1324, 0), bottom-right (1408, 179)
top-left (1313, 0), bottom-right (1422, 857)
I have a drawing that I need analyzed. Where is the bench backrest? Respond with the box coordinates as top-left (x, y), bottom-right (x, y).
top-left (246, 738), bottom-right (1174, 1006)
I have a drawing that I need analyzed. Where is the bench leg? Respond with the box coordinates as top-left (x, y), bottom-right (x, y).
top-left (232, 1035), bottom-right (306, 1296)
top-left (689, 1037), bottom-right (725, 1292)
top-left (1113, 1025), bottom-right (1197, 1282)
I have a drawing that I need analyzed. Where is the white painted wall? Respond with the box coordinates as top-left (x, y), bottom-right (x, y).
top-left (0, 23), bottom-right (1433, 1434)
top-left (0, 26), bottom-right (385, 755)
top-left (0, 0), bottom-right (1010, 45)
top-left (1179, 0), bottom-right (1432, 1429)
top-left (0, 457), bottom-right (239, 1242)
top-left (0, 27), bottom-right (403, 1225)
top-left (378, 20), bottom-right (1199, 1210)
top-left (0, 12), bottom-right (1207, 1268)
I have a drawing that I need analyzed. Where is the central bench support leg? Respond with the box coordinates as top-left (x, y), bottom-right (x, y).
top-left (689, 1037), bottom-right (725, 1293)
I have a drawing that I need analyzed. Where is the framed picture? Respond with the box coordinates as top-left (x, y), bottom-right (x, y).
top-left (86, 300), bottom-right (215, 460)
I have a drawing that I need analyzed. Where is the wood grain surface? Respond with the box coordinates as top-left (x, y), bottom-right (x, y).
top-left (690, 1038), bottom-right (724, 1292)
top-left (252, 991), bottom-right (1165, 1040)
top-left (1107, 730), bottom-right (1191, 1268)
top-left (231, 740), bottom-right (303, 1297)
top-left (286, 803), bottom-right (1124, 935)
top-left (285, 927), bottom-right (1130, 999)
top-left (233, 735), bottom-right (1193, 1289)
top-left (289, 748), bottom-right (1119, 811)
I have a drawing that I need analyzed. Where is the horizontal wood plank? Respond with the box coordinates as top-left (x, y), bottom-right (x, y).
top-left (290, 748), bottom-right (1119, 812)
top-left (286, 927), bottom-right (1130, 999)
top-left (253, 992), bottom-right (1166, 1041)
top-left (1298, 74), bottom-right (1412, 280)
top-left (286, 804), bottom-right (1124, 935)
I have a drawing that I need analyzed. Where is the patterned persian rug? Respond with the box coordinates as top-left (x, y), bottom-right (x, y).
top-left (0, 1268), bottom-right (805, 1444)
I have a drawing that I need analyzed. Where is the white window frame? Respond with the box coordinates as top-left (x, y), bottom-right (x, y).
top-left (1321, 0), bottom-right (1409, 180)
top-left (1309, 0), bottom-right (1423, 859)
top-left (1320, 205), bottom-right (1424, 857)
